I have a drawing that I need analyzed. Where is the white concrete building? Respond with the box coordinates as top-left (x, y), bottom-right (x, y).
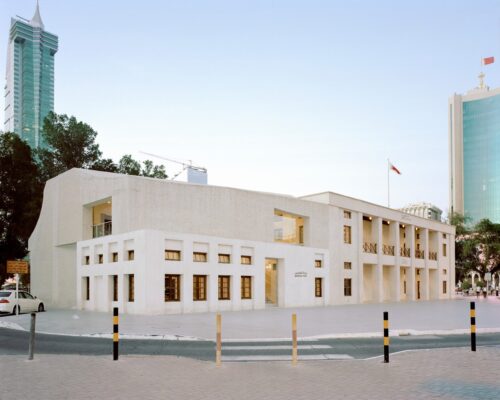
top-left (29, 169), bottom-right (456, 314)
top-left (399, 202), bottom-right (443, 222)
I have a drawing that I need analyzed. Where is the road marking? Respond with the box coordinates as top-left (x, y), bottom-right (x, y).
top-left (222, 354), bottom-right (353, 362)
top-left (223, 345), bottom-right (331, 351)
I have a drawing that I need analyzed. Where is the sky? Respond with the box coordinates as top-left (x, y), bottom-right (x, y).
top-left (1, 0), bottom-right (500, 215)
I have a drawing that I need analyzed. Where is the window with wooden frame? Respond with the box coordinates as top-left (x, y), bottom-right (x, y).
top-left (112, 252), bottom-right (118, 262)
top-left (315, 260), bottom-right (322, 268)
top-left (218, 254), bottom-right (231, 264)
top-left (344, 210), bottom-right (352, 219)
top-left (344, 278), bottom-right (352, 296)
top-left (442, 243), bottom-right (447, 257)
top-left (112, 275), bottom-right (118, 302)
top-left (192, 275), bottom-right (206, 301)
top-left (84, 256), bottom-right (90, 265)
top-left (85, 277), bottom-right (90, 300)
top-left (193, 252), bottom-right (207, 262)
top-left (344, 262), bottom-right (352, 270)
top-left (343, 226), bottom-right (352, 244)
top-left (218, 275), bottom-right (231, 300)
top-left (165, 274), bottom-right (181, 301)
top-left (165, 250), bottom-right (181, 261)
top-left (98, 254), bottom-right (103, 264)
top-left (315, 278), bottom-right (322, 297)
top-left (127, 250), bottom-right (135, 261)
top-left (241, 276), bottom-right (252, 299)
top-left (241, 255), bottom-right (252, 265)
top-left (128, 275), bottom-right (134, 302)
top-left (442, 280), bottom-right (447, 294)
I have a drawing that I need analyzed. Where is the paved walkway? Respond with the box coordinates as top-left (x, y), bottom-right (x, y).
top-left (1, 348), bottom-right (499, 399)
top-left (2, 297), bottom-right (500, 340)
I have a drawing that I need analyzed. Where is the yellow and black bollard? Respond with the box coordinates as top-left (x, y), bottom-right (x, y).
top-left (383, 311), bottom-right (389, 363)
top-left (292, 313), bottom-right (298, 366)
top-left (216, 313), bottom-right (222, 366)
top-left (470, 302), bottom-right (476, 352)
top-left (113, 307), bottom-right (119, 360)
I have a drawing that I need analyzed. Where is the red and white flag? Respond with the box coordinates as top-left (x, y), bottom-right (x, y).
top-left (482, 56), bottom-right (495, 66)
top-left (389, 162), bottom-right (401, 175)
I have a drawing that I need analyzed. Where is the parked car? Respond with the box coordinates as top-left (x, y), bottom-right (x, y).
top-left (0, 290), bottom-right (45, 315)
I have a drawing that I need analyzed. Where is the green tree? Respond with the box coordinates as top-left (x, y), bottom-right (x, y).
top-left (0, 133), bottom-right (43, 284)
top-left (117, 155), bottom-right (168, 179)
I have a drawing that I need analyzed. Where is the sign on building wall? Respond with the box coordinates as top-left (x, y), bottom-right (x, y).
top-left (294, 272), bottom-right (308, 278)
top-left (6, 260), bottom-right (29, 274)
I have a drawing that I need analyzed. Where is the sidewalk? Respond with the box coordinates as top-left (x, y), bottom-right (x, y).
top-left (2, 297), bottom-right (500, 340)
top-left (1, 348), bottom-right (499, 400)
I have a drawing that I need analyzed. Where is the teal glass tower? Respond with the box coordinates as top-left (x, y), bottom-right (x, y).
top-left (3, 1), bottom-right (58, 148)
top-left (449, 76), bottom-right (500, 223)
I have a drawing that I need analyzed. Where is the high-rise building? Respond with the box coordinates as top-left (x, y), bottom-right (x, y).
top-left (449, 74), bottom-right (500, 223)
top-left (4, 1), bottom-right (58, 148)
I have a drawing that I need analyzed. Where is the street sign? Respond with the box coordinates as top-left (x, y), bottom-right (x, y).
top-left (6, 260), bottom-right (29, 274)
top-left (485, 272), bottom-right (492, 282)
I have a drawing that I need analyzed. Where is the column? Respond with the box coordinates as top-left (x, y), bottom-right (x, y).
top-left (375, 217), bottom-right (383, 303)
top-left (423, 228), bottom-right (430, 300)
top-left (450, 234), bottom-right (456, 298)
top-left (357, 213), bottom-right (364, 303)
top-left (391, 221), bottom-right (401, 302)
top-left (408, 225), bottom-right (416, 301)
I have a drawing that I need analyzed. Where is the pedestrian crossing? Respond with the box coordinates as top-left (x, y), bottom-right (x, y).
top-left (220, 342), bottom-right (353, 362)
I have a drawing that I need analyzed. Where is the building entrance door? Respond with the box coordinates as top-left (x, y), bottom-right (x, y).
top-left (265, 259), bottom-right (278, 305)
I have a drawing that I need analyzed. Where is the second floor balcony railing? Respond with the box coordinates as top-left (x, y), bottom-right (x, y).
top-left (92, 221), bottom-right (112, 238)
top-left (400, 248), bottom-right (410, 257)
top-left (382, 245), bottom-right (395, 256)
top-left (415, 249), bottom-right (425, 259)
top-left (429, 251), bottom-right (438, 261)
top-left (363, 242), bottom-right (377, 254)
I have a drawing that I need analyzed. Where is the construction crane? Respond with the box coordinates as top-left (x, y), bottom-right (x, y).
top-left (139, 151), bottom-right (207, 182)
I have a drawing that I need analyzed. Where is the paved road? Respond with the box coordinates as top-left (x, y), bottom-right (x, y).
top-left (1, 327), bottom-right (499, 361)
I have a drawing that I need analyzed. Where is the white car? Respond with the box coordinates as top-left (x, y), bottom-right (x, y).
top-left (0, 290), bottom-right (45, 315)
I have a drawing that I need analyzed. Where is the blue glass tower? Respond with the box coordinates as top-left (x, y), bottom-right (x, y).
top-left (3, 1), bottom-right (58, 149)
top-left (449, 78), bottom-right (500, 223)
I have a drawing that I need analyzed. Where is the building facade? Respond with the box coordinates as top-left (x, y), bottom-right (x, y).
top-left (4, 1), bottom-right (58, 148)
top-left (29, 169), bottom-right (455, 315)
top-left (399, 203), bottom-right (443, 221)
top-left (449, 83), bottom-right (500, 223)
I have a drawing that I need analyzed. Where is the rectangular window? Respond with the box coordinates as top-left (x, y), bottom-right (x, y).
top-left (113, 275), bottom-right (118, 302)
top-left (193, 275), bottom-right (207, 301)
top-left (193, 252), bottom-right (207, 262)
top-left (112, 252), bottom-right (118, 262)
top-left (165, 274), bottom-right (181, 302)
top-left (404, 281), bottom-right (407, 294)
top-left (443, 269), bottom-right (447, 275)
top-left (128, 250), bottom-right (135, 261)
top-left (344, 278), bottom-right (352, 296)
top-left (85, 277), bottom-right (90, 300)
top-left (442, 280), bottom-right (447, 294)
top-left (241, 255), bottom-right (252, 265)
top-left (343, 226), bottom-right (352, 244)
top-left (315, 278), bottom-right (323, 297)
top-left (442, 243), bottom-right (447, 257)
top-left (98, 254), bottom-right (103, 264)
top-left (218, 254), bottom-right (231, 264)
top-left (315, 260), bottom-right (322, 268)
top-left (84, 255), bottom-right (90, 265)
top-left (218, 275), bottom-right (231, 300)
top-left (344, 210), bottom-right (352, 219)
top-left (344, 262), bottom-right (352, 270)
top-left (443, 233), bottom-right (447, 239)
top-left (241, 276), bottom-right (252, 299)
top-left (165, 250), bottom-right (181, 261)
top-left (128, 275), bottom-right (134, 302)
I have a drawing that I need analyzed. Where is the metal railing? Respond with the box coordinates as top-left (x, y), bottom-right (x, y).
top-left (400, 248), bottom-right (410, 257)
top-left (429, 251), bottom-right (438, 261)
top-left (363, 242), bottom-right (377, 254)
top-left (92, 221), bottom-right (112, 238)
top-left (415, 249), bottom-right (425, 259)
top-left (382, 245), bottom-right (395, 256)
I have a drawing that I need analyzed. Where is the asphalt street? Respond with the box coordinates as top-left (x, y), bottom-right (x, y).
top-left (1, 327), bottom-right (499, 361)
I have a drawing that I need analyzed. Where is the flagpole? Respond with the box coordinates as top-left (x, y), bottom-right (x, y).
top-left (387, 158), bottom-right (390, 208)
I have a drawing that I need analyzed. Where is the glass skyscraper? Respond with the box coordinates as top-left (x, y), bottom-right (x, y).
top-left (449, 79), bottom-right (500, 223)
top-left (3, 1), bottom-right (58, 148)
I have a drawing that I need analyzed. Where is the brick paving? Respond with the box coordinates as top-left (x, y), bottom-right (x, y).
top-left (1, 347), bottom-right (499, 400)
